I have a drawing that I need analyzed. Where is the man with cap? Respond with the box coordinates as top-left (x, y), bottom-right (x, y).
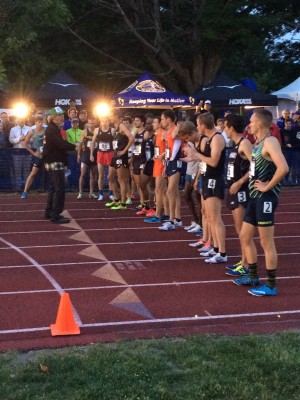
top-left (43, 107), bottom-right (78, 223)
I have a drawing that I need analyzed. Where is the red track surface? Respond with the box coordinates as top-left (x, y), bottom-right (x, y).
top-left (0, 188), bottom-right (299, 351)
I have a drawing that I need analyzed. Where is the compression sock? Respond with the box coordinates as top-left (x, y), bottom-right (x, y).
top-left (248, 263), bottom-right (258, 279)
top-left (266, 269), bottom-right (277, 288)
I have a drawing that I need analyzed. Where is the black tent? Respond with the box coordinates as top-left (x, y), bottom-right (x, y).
top-left (34, 70), bottom-right (99, 108)
top-left (193, 73), bottom-right (277, 107)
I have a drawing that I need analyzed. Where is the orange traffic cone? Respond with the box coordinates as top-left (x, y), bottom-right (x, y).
top-left (50, 292), bottom-right (80, 336)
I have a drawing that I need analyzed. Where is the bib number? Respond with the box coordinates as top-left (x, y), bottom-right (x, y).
top-left (99, 142), bottom-right (110, 151)
top-left (165, 147), bottom-right (170, 160)
top-left (113, 140), bottom-right (118, 150)
top-left (134, 144), bottom-right (142, 156)
top-left (154, 146), bottom-right (160, 158)
top-left (263, 201), bottom-right (272, 213)
top-left (208, 179), bottom-right (216, 189)
top-left (227, 164), bottom-right (234, 179)
top-left (200, 161), bottom-right (207, 174)
top-left (237, 191), bottom-right (246, 202)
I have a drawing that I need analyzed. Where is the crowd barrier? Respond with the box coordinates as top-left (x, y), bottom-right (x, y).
top-left (0, 149), bottom-right (299, 193)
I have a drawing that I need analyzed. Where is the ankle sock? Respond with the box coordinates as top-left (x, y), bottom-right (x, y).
top-left (266, 269), bottom-right (276, 288)
top-left (249, 263), bottom-right (258, 279)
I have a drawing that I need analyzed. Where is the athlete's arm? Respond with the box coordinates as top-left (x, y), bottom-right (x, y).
top-left (23, 130), bottom-right (36, 156)
top-left (90, 128), bottom-right (98, 161)
top-left (118, 123), bottom-right (135, 155)
top-left (254, 137), bottom-right (289, 193)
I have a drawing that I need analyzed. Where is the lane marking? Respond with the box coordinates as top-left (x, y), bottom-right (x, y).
top-left (1, 309), bottom-right (300, 335)
top-left (0, 275), bottom-right (299, 295)
top-left (0, 236), bottom-right (83, 326)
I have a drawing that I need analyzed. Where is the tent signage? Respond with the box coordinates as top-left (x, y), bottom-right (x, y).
top-left (229, 98), bottom-right (252, 105)
top-left (55, 99), bottom-right (82, 106)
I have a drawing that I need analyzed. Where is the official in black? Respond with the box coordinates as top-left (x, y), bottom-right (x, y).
top-left (43, 107), bottom-right (77, 223)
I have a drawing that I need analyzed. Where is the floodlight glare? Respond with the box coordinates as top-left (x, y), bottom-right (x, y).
top-left (94, 102), bottom-right (111, 117)
top-left (13, 102), bottom-right (30, 119)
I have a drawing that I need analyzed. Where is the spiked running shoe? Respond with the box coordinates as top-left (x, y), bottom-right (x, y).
top-left (144, 216), bottom-right (161, 223)
top-left (248, 284), bottom-right (277, 297)
top-left (198, 244), bottom-right (213, 254)
top-left (89, 193), bottom-right (98, 199)
top-left (233, 276), bottom-right (260, 287)
top-left (136, 207), bottom-right (148, 216)
top-left (187, 224), bottom-right (202, 234)
top-left (184, 222), bottom-right (197, 231)
top-left (158, 221), bottom-right (175, 231)
top-left (105, 200), bottom-right (120, 207)
top-left (21, 192), bottom-right (27, 199)
top-left (98, 194), bottom-right (104, 201)
top-left (226, 264), bottom-right (249, 276)
top-left (226, 260), bottom-right (242, 270)
top-left (111, 204), bottom-right (126, 210)
top-left (174, 219), bottom-right (183, 227)
top-left (205, 253), bottom-right (228, 264)
top-left (146, 209), bottom-right (156, 218)
top-left (200, 249), bottom-right (216, 258)
top-left (77, 192), bottom-right (82, 199)
top-left (126, 198), bottom-right (132, 205)
top-left (189, 240), bottom-right (206, 248)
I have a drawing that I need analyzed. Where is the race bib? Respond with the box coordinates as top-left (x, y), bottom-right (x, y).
top-left (146, 150), bottom-right (151, 160)
top-left (227, 164), bottom-right (234, 179)
top-left (86, 140), bottom-right (92, 148)
top-left (99, 142), bottom-right (110, 151)
top-left (263, 201), bottom-right (272, 213)
top-left (208, 179), bottom-right (216, 189)
top-left (249, 156), bottom-right (255, 178)
top-left (200, 161), bottom-right (207, 174)
top-left (154, 146), bottom-right (160, 158)
top-left (113, 140), bottom-right (118, 150)
top-left (177, 160), bottom-right (182, 168)
top-left (134, 144), bottom-right (142, 155)
top-left (165, 147), bottom-right (170, 160)
top-left (237, 191), bottom-right (246, 202)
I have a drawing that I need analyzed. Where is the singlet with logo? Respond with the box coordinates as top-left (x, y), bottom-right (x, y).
top-left (201, 132), bottom-right (225, 178)
top-left (145, 133), bottom-right (155, 160)
top-left (133, 130), bottom-right (146, 159)
top-left (165, 126), bottom-right (181, 160)
top-left (114, 124), bottom-right (128, 154)
top-left (226, 138), bottom-right (250, 186)
top-left (97, 127), bottom-right (114, 152)
top-left (249, 135), bottom-right (280, 199)
top-left (32, 129), bottom-right (45, 150)
top-left (82, 128), bottom-right (95, 153)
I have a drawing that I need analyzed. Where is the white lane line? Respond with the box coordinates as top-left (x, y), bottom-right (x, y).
top-left (0, 237), bottom-right (83, 326)
top-left (1, 252), bottom-right (300, 270)
top-left (1, 234), bottom-right (300, 250)
top-left (1, 309), bottom-right (300, 335)
top-left (1, 275), bottom-right (299, 295)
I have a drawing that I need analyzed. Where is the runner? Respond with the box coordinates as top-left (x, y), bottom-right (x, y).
top-left (233, 109), bottom-right (289, 296)
top-left (77, 117), bottom-right (98, 199)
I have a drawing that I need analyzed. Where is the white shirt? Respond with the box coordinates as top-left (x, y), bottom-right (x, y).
top-left (9, 125), bottom-right (32, 149)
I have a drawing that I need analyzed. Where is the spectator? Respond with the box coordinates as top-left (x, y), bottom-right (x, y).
top-left (63, 107), bottom-right (78, 131)
top-left (78, 109), bottom-right (88, 130)
top-left (9, 118), bottom-right (32, 190)
top-left (66, 118), bottom-right (82, 191)
top-left (276, 109), bottom-right (293, 130)
top-left (281, 120), bottom-right (297, 185)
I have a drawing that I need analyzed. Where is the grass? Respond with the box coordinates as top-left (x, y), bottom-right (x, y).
top-left (1, 332), bottom-right (300, 400)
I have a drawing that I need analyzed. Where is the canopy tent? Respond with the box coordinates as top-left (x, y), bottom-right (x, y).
top-left (193, 73), bottom-right (277, 108)
top-left (114, 72), bottom-right (194, 108)
top-left (271, 76), bottom-right (300, 102)
top-left (34, 70), bottom-right (99, 108)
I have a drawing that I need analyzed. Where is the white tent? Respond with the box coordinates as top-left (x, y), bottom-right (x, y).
top-left (271, 76), bottom-right (300, 102)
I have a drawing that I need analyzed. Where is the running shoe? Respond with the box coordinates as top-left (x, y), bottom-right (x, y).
top-left (21, 192), bottom-right (27, 199)
top-left (233, 276), bottom-right (260, 287)
top-left (226, 260), bottom-right (242, 270)
top-left (111, 204), bottom-right (127, 210)
top-left (98, 194), bottom-right (104, 201)
top-left (248, 284), bottom-right (277, 296)
top-left (126, 198), bottom-right (132, 205)
top-left (144, 216), bottom-right (161, 223)
top-left (145, 209), bottom-right (156, 218)
top-left (89, 193), bottom-right (97, 199)
top-left (136, 207), bottom-right (148, 216)
top-left (109, 194), bottom-right (114, 201)
top-left (187, 224), bottom-right (202, 234)
top-left (158, 221), bottom-right (175, 231)
top-left (77, 192), bottom-right (82, 200)
top-left (174, 219), bottom-right (183, 227)
top-left (205, 253), bottom-right (228, 264)
top-left (189, 240), bottom-right (206, 248)
top-left (200, 249), bottom-right (216, 258)
top-left (226, 264), bottom-right (249, 276)
top-left (198, 243), bottom-right (213, 253)
top-left (184, 222), bottom-right (197, 231)
top-left (105, 200), bottom-right (120, 207)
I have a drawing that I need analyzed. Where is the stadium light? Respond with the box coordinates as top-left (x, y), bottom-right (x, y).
top-left (94, 102), bottom-right (111, 118)
top-left (13, 102), bottom-right (30, 119)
